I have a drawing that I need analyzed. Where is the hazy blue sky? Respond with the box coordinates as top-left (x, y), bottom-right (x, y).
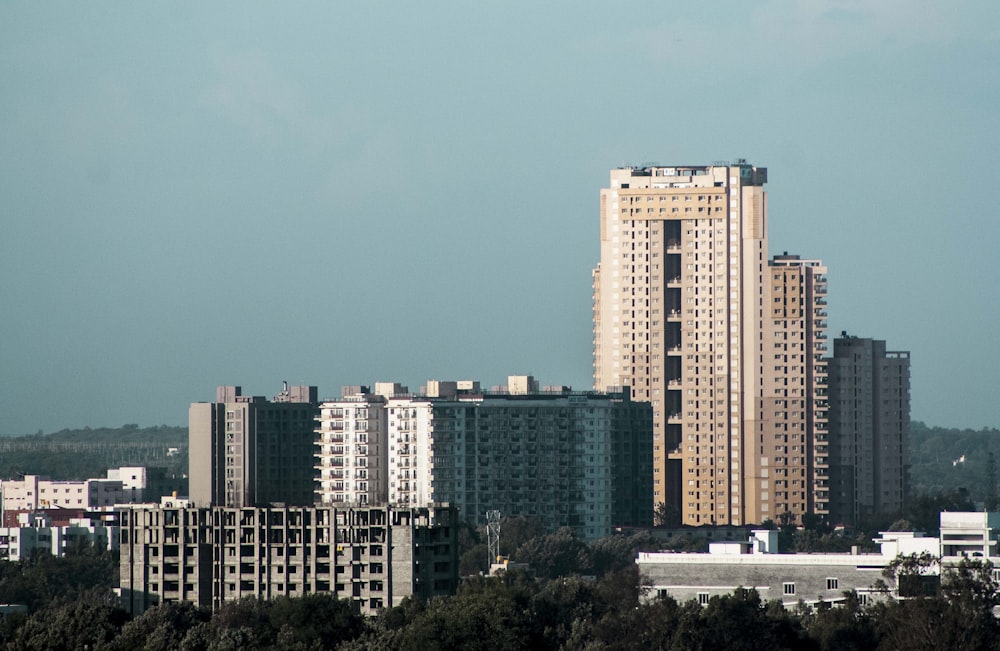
top-left (2, 2), bottom-right (998, 434)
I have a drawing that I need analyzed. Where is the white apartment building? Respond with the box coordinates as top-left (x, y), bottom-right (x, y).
top-left (314, 388), bottom-right (388, 506)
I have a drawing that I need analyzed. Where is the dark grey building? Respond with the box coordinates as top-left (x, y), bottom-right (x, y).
top-left (826, 335), bottom-right (910, 525)
top-left (189, 384), bottom-right (319, 508)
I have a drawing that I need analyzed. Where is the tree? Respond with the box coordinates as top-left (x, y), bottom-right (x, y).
top-left (108, 601), bottom-right (210, 651)
top-left (653, 502), bottom-right (681, 527)
top-left (12, 588), bottom-right (130, 651)
top-left (514, 527), bottom-right (591, 579)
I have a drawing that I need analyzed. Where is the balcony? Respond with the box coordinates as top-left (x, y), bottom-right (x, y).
top-left (667, 277), bottom-right (682, 288)
top-left (666, 240), bottom-right (682, 253)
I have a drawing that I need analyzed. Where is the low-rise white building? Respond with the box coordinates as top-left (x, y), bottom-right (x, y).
top-left (1, 475), bottom-right (125, 513)
top-left (638, 529), bottom-right (938, 607)
top-left (0, 513), bottom-right (117, 560)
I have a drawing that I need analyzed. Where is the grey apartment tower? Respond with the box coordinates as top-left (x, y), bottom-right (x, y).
top-left (189, 385), bottom-right (319, 508)
top-left (827, 335), bottom-right (911, 524)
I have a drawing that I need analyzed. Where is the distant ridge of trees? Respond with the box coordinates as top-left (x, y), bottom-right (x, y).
top-left (910, 421), bottom-right (1000, 503)
top-left (0, 425), bottom-right (187, 480)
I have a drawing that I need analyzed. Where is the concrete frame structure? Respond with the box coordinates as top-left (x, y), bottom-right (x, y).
top-left (189, 385), bottom-right (319, 508)
top-left (119, 504), bottom-right (458, 617)
top-left (827, 336), bottom-right (910, 525)
top-left (593, 162), bottom-right (770, 526)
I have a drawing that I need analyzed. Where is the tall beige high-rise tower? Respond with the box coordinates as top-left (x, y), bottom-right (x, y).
top-left (593, 162), bottom-right (769, 526)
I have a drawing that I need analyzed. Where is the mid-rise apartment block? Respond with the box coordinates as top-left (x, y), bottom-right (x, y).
top-left (314, 388), bottom-right (389, 506)
top-left (315, 376), bottom-right (653, 539)
top-left (119, 504), bottom-right (458, 616)
top-left (189, 384), bottom-right (319, 508)
top-left (593, 162), bottom-right (770, 526)
top-left (827, 335), bottom-right (910, 524)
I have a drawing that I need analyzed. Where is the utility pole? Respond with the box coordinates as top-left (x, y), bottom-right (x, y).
top-left (486, 510), bottom-right (501, 567)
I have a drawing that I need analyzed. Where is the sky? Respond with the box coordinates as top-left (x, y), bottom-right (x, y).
top-left (1, 2), bottom-right (998, 435)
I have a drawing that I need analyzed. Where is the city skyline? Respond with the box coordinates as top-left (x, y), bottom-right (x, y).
top-left (2, 3), bottom-right (999, 435)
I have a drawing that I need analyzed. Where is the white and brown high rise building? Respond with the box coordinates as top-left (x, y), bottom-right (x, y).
top-left (593, 162), bottom-right (770, 526)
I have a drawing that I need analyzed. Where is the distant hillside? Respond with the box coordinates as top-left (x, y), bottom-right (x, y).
top-left (910, 421), bottom-right (1000, 500)
top-left (0, 425), bottom-right (187, 481)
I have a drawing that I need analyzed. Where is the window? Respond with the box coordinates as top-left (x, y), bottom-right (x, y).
top-left (783, 582), bottom-right (796, 596)
top-left (827, 578), bottom-right (839, 590)
top-left (698, 592), bottom-right (710, 605)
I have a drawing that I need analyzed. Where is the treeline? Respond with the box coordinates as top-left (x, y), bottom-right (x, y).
top-left (911, 421), bottom-right (1000, 502)
top-left (0, 425), bottom-right (187, 479)
top-left (4, 555), bottom-right (1000, 650)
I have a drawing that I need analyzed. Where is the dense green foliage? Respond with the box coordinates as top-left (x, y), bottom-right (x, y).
top-left (4, 533), bottom-right (1000, 650)
top-left (0, 424), bottom-right (186, 479)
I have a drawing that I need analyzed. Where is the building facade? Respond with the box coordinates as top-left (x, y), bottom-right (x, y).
top-left (760, 254), bottom-right (830, 522)
top-left (314, 388), bottom-right (389, 507)
top-left (638, 512), bottom-right (995, 607)
top-left (0, 513), bottom-right (117, 561)
top-left (314, 376), bottom-right (653, 539)
top-left (637, 528), bottom-right (935, 608)
top-left (827, 336), bottom-right (910, 525)
top-left (189, 384), bottom-right (319, 508)
top-left (1, 474), bottom-right (125, 512)
top-left (593, 162), bottom-right (770, 526)
top-left (119, 504), bottom-right (458, 616)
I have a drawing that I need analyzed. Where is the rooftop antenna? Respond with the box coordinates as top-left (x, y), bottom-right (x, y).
top-left (487, 510), bottom-right (501, 566)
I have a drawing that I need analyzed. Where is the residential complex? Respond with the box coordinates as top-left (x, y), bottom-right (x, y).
top-left (827, 335), bottom-right (911, 524)
top-left (189, 384), bottom-right (319, 508)
top-left (119, 503), bottom-right (458, 617)
top-left (592, 162), bottom-right (909, 527)
top-left (315, 376), bottom-right (653, 539)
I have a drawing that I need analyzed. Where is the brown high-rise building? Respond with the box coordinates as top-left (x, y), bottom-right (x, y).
top-left (593, 162), bottom-right (769, 525)
top-left (762, 254), bottom-right (830, 523)
top-left (827, 336), bottom-right (910, 524)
